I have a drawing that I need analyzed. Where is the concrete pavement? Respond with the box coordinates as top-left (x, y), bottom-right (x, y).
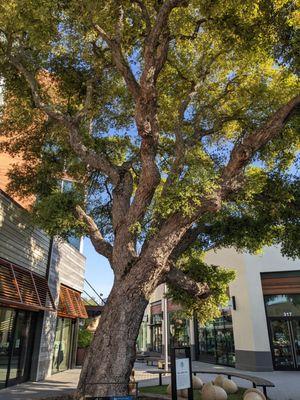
top-left (0, 362), bottom-right (299, 400)
top-left (0, 368), bottom-right (79, 400)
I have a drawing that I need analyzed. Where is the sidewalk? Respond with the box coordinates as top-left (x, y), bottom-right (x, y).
top-left (0, 362), bottom-right (299, 400)
top-left (0, 369), bottom-right (79, 400)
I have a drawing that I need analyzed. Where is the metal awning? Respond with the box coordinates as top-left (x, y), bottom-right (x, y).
top-left (0, 257), bottom-right (56, 312)
top-left (57, 284), bottom-right (88, 319)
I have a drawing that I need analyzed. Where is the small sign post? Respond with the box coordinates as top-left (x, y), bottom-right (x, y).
top-left (170, 347), bottom-right (193, 400)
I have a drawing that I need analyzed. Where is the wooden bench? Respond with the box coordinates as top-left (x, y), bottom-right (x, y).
top-left (146, 369), bottom-right (274, 398)
top-left (146, 357), bottom-right (164, 366)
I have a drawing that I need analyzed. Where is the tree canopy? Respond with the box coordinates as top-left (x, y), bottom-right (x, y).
top-left (0, 1), bottom-right (299, 395)
top-left (0, 0), bottom-right (300, 307)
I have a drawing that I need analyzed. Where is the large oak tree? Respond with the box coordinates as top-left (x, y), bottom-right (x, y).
top-left (0, 1), bottom-right (299, 398)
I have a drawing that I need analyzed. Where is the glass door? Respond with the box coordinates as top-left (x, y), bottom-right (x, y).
top-left (7, 311), bottom-right (36, 386)
top-left (270, 319), bottom-right (294, 369)
top-left (0, 308), bottom-right (15, 389)
top-left (0, 307), bottom-right (36, 388)
top-left (269, 318), bottom-right (300, 370)
top-left (52, 318), bottom-right (73, 373)
top-left (291, 319), bottom-right (300, 368)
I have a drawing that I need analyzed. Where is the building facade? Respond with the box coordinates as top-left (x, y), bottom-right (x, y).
top-left (138, 246), bottom-right (300, 372)
top-left (0, 189), bottom-right (87, 389)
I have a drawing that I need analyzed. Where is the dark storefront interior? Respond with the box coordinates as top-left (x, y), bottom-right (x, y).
top-left (149, 307), bottom-right (191, 354)
top-left (262, 272), bottom-right (300, 371)
top-left (0, 258), bottom-right (56, 388)
top-left (53, 284), bottom-right (88, 373)
top-left (265, 294), bottom-right (300, 370)
top-left (52, 317), bottom-right (74, 373)
top-left (0, 307), bottom-right (37, 388)
top-left (150, 313), bottom-right (162, 353)
top-left (197, 313), bottom-right (235, 367)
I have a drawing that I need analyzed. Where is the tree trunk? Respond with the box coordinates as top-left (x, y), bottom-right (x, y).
top-left (77, 277), bottom-right (148, 398)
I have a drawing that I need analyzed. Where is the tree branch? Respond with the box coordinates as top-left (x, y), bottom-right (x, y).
top-left (75, 77), bottom-right (94, 122)
top-left (75, 205), bottom-right (113, 262)
top-left (221, 95), bottom-right (300, 190)
top-left (169, 225), bottom-right (205, 261)
top-left (9, 55), bottom-right (120, 184)
top-left (166, 268), bottom-right (211, 299)
top-left (133, 0), bottom-right (152, 35)
top-left (94, 24), bottom-right (141, 100)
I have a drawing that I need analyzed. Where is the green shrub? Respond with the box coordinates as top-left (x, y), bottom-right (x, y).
top-left (77, 328), bottom-right (93, 348)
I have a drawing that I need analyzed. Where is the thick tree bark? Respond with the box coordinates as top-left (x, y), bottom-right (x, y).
top-left (77, 276), bottom-right (148, 398)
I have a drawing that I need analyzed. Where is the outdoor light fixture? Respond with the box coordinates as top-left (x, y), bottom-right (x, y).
top-left (231, 296), bottom-right (237, 310)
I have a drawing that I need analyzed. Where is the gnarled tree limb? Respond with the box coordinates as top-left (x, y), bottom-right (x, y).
top-left (75, 205), bottom-right (113, 262)
top-left (221, 95), bottom-right (300, 190)
top-left (166, 268), bottom-right (210, 299)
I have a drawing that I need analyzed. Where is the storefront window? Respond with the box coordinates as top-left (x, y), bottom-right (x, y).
top-left (0, 308), bottom-right (14, 389)
top-left (169, 312), bottom-right (190, 348)
top-left (198, 314), bottom-right (235, 367)
top-left (0, 307), bottom-right (36, 388)
top-left (265, 294), bottom-right (300, 317)
top-left (136, 321), bottom-right (148, 352)
top-left (150, 314), bottom-right (162, 353)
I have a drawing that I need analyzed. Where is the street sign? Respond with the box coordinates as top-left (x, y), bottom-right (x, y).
top-left (170, 347), bottom-right (193, 400)
top-left (175, 358), bottom-right (191, 390)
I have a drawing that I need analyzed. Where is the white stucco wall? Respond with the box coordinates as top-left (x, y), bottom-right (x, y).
top-left (205, 246), bottom-right (300, 354)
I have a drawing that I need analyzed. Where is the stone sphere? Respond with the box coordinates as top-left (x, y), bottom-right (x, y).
top-left (202, 382), bottom-right (227, 400)
top-left (214, 375), bottom-right (225, 388)
top-left (243, 388), bottom-right (266, 400)
top-left (222, 378), bottom-right (238, 394)
top-left (180, 388), bottom-right (189, 398)
top-left (167, 383), bottom-right (187, 397)
top-left (167, 383), bottom-right (172, 395)
top-left (192, 375), bottom-right (203, 389)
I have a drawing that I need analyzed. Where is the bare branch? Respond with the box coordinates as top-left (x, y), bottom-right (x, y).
top-left (75, 205), bottom-right (113, 262)
top-left (166, 268), bottom-right (211, 299)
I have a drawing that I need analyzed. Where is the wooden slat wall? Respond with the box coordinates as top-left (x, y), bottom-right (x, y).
top-left (261, 275), bottom-right (300, 295)
top-left (0, 191), bottom-right (50, 277)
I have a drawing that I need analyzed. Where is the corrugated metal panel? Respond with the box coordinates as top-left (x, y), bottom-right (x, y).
top-left (0, 192), bottom-right (50, 276)
top-left (51, 240), bottom-right (86, 292)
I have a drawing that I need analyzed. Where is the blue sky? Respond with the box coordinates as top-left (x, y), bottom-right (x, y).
top-left (83, 237), bottom-right (114, 300)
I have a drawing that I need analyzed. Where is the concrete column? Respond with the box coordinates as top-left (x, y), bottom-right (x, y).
top-left (230, 255), bottom-right (273, 371)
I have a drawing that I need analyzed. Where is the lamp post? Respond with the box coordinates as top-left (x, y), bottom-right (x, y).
top-left (162, 283), bottom-right (169, 371)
